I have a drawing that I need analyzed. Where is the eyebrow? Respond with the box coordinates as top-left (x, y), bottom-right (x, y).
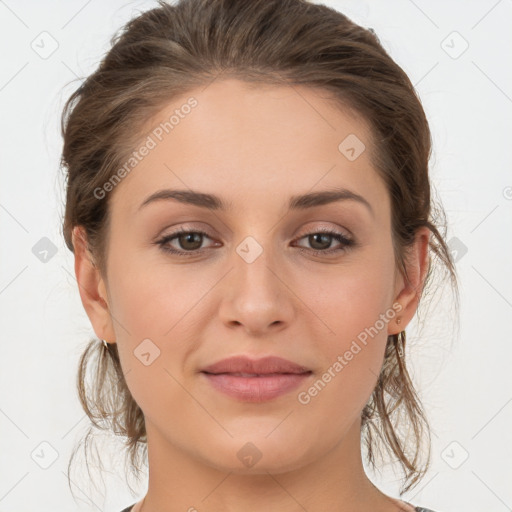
top-left (138, 187), bottom-right (374, 218)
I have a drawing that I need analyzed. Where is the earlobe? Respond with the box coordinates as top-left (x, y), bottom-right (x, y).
top-left (72, 226), bottom-right (116, 343)
top-left (389, 227), bottom-right (431, 336)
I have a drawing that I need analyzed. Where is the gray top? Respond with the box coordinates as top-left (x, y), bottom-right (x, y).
top-left (121, 505), bottom-right (438, 511)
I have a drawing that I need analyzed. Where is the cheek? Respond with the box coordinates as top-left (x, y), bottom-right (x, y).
top-left (105, 246), bottom-right (212, 400)
top-left (106, 257), bottom-right (198, 419)
top-left (299, 253), bottom-right (395, 388)
top-left (304, 254), bottom-right (395, 338)
top-left (294, 271), bottom-right (393, 430)
top-left (106, 240), bottom-right (211, 337)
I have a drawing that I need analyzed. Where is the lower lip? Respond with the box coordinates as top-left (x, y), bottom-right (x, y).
top-left (201, 372), bottom-right (312, 402)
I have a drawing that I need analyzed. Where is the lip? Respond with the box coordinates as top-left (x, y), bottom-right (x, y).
top-left (201, 355), bottom-right (311, 375)
top-left (200, 355), bottom-right (312, 402)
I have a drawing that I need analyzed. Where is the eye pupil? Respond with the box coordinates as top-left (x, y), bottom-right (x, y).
top-left (180, 232), bottom-right (202, 250)
top-left (310, 233), bottom-right (331, 250)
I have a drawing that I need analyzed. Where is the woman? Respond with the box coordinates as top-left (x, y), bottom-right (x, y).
top-left (61, 0), bottom-right (458, 510)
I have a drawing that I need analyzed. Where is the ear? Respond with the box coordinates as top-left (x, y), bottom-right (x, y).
top-left (389, 226), bottom-right (431, 336)
top-left (72, 226), bottom-right (116, 343)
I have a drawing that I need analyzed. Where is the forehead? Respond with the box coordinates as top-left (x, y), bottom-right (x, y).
top-left (110, 78), bottom-right (387, 219)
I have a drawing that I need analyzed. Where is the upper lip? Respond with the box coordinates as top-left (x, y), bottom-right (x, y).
top-left (201, 355), bottom-right (311, 375)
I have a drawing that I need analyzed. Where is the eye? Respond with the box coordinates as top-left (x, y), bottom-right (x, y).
top-left (293, 228), bottom-right (355, 256)
top-left (156, 228), bottom-right (217, 256)
top-left (155, 227), bottom-right (356, 258)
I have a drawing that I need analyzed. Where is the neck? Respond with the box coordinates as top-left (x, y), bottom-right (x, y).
top-left (134, 417), bottom-right (412, 512)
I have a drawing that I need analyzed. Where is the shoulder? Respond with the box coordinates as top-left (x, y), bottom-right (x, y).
top-left (398, 498), bottom-right (439, 512)
top-left (120, 504), bottom-right (438, 512)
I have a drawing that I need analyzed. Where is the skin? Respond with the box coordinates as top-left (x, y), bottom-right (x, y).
top-left (73, 78), bottom-right (430, 512)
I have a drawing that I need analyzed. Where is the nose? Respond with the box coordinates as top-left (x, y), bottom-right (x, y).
top-left (217, 238), bottom-right (295, 336)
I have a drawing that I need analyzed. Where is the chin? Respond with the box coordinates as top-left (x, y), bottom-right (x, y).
top-left (197, 434), bottom-right (317, 475)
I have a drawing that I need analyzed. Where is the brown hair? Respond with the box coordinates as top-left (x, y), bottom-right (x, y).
top-left (61, 0), bottom-right (459, 498)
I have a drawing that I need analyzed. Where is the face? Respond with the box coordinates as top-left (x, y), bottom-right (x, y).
top-left (76, 78), bottom-right (427, 475)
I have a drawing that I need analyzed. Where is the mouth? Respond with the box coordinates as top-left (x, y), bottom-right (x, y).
top-left (203, 371), bottom-right (310, 377)
top-left (200, 355), bottom-right (311, 375)
top-left (199, 355), bottom-right (313, 402)
top-left (200, 369), bottom-right (313, 402)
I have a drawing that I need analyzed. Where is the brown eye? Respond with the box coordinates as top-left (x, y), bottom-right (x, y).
top-left (155, 227), bottom-right (355, 258)
top-left (294, 230), bottom-right (355, 256)
top-left (308, 233), bottom-right (334, 250)
top-left (157, 229), bottom-right (216, 256)
top-left (175, 232), bottom-right (204, 251)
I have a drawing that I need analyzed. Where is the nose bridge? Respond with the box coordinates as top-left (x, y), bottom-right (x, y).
top-left (229, 206), bottom-right (281, 280)
top-left (232, 231), bottom-right (281, 298)
top-left (217, 229), bottom-right (293, 332)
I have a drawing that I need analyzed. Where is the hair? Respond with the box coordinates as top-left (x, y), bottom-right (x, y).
top-left (60, 0), bottom-right (459, 499)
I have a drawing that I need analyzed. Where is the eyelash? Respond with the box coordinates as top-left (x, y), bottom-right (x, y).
top-left (155, 227), bottom-right (355, 258)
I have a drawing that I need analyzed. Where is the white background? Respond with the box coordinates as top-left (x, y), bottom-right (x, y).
top-left (0, 1), bottom-right (511, 511)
